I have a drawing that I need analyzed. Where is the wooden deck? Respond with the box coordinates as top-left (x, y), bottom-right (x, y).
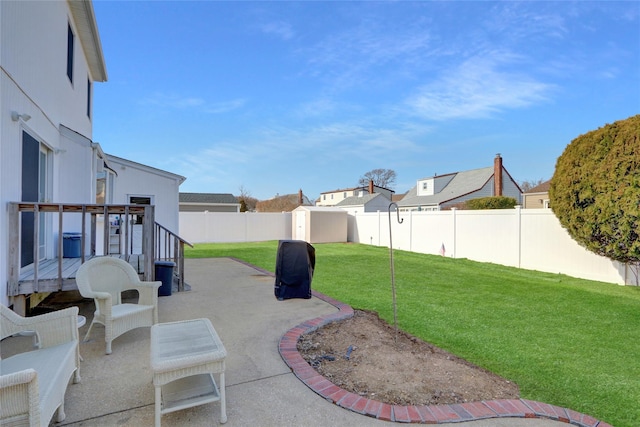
top-left (8, 202), bottom-right (192, 315)
top-left (16, 254), bottom-right (146, 295)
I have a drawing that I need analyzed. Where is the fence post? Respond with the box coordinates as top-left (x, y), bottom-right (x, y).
top-left (451, 208), bottom-right (457, 258)
top-left (408, 210), bottom-right (413, 252)
top-left (515, 205), bottom-right (522, 268)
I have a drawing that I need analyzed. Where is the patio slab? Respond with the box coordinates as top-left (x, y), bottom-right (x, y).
top-left (5, 257), bottom-right (577, 426)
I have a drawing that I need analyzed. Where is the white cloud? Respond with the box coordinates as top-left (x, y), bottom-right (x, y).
top-left (139, 92), bottom-right (245, 114)
top-left (140, 93), bottom-right (205, 109)
top-left (484, 3), bottom-right (569, 42)
top-left (305, 18), bottom-right (435, 89)
top-left (205, 99), bottom-right (246, 114)
top-left (260, 21), bottom-right (295, 40)
top-left (294, 98), bottom-right (338, 118)
top-left (406, 54), bottom-right (555, 121)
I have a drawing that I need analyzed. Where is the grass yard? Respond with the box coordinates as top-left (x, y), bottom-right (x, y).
top-left (186, 241), bottom-right (640, 427)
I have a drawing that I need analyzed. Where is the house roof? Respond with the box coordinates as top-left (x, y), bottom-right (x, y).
top-left (397, 166), bottom-right (494, 207)
top-left (320, 184), bottom-right (394, 195)
top-left (336, 193), bottom-right (387, 207)
top-left (68, 0), bottom-right (108, 82)
top-left (525, 180), bottom-right (551, 194)
top-left (106, 154), bottom-right (186, 184)
top-left (179, 193), bottom-right (238, 204)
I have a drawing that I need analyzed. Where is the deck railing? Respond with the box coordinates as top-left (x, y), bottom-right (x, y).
top-left (7, 202), bottom-right (157, 297)
top-left (155, 222), bottom-right (193, 292)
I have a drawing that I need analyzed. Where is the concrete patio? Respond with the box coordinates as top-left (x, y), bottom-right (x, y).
top-left (3, 258), bottom-right (588, 426)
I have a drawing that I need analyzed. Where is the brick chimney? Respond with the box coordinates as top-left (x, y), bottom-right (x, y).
top-left (368, 180), bottom-right (374, 194)
top-left (298, 189), bottom-right (303, 205)
top-left (494, 153), bottom-right (503, 196)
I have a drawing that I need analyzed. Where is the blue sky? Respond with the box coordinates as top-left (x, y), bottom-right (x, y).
top-left (92, 1), bottom-right (640, 201)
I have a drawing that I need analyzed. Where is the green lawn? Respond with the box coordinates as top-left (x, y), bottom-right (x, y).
top-left (186, 241), bottom-right (640, 427)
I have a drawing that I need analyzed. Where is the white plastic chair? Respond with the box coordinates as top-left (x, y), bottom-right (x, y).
top-left (76, 257), bottom-right (161, 354)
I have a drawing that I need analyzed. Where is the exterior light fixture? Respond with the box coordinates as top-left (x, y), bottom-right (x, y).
top-left (11, 111), bottom-right (31, 122)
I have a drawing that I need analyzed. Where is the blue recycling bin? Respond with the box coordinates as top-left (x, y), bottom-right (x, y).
top-left (155, 261), bottom-right (175, 296)
top-left (62, 232), bottom-right (82, 258)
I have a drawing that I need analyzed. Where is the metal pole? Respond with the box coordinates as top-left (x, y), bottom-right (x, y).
top-left (388, 202), bottom-right (403, 343)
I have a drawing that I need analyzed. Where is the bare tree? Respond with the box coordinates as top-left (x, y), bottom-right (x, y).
top-left (358, 169), bottom-right (397, 189)
top-left (519, 178), bottom-right (547, 193)
top-left (237, 185), bottom-right (258, 212)
top-left (256, 194), bottom-right (299, 212)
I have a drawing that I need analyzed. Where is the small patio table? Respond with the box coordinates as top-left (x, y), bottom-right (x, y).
top-left (150, 318), bottom-right (227, 426)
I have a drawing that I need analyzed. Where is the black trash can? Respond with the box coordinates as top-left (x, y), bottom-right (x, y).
top-left (154, 261), bottom-right (176, 296)
top-left (62, 232), bottom-right (82, 258)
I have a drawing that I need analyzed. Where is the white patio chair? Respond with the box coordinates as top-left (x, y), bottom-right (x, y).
top-left (76, 257), bottom-right (161, 354)
top-left (1, 304), bottom-right (81, 427)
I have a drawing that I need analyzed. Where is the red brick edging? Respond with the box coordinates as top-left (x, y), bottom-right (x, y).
top-left (232, 258), bottom-right (611, 426)
top-left (278, 290), bottom-right (613, 426)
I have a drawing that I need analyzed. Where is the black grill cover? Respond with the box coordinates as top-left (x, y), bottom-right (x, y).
top-left (274, 240), bottom-right (315, 300)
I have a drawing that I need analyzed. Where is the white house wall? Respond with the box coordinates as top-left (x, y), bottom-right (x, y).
top-left (1, 1), bottom-right (102, 306)
top-left (107, 157), bottom-right (182, 232)
top-left (56, 126), bottom-right (95, 203)
top-left (1, 1), bottom-right (95, 137)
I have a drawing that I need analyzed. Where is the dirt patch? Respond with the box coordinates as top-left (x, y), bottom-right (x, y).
top-left (297, 310), bottom-right (519, 406)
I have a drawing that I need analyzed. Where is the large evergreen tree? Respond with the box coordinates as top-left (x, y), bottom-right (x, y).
top-left (549, 115), bottom-right (640, 269)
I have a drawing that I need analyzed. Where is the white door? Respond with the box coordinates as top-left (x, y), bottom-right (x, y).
top-left (295, 211), bottom-right (306, 240)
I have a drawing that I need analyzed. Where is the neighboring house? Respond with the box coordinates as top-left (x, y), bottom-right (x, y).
top-left (398, 154), bottom-right (522, 211)
top-left (179, 192), bottom-right (240, 213)
top-left (392, 193), bottom-right (407, 203)
top-left (336, 193), bottom-right (392, 214)
top-left (522, 180), bottom-right (551, 209)
top-left (317, 181), bottom-right (395, 207)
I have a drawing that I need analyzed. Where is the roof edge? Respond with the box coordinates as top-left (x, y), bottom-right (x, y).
top-left (68, 0), bottom-right (108, 82)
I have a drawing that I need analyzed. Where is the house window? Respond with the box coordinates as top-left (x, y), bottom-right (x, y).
top-left (87, 78), bottom-right (92, 118)
top-left (67, 24), bottom-right (74, 83)
top-left (343, 192), bottom-right (347, 198)
top-left (422, 182), bottom-right (428, 191)
top-left (323, 195), bottom-right (326, 200)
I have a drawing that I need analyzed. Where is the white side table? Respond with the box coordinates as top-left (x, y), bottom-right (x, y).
top-left (150, 318), bottom-right (227, 426)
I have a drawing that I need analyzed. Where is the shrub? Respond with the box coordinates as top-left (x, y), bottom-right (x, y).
top-left (549, 115), bottom-right (640, 264)
top-left (465, 196), bottom-right (518, 210)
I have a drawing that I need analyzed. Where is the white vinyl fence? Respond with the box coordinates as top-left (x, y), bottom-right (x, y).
top-left (178, 209), bottom-right (637, 286)
top-left (179, 212), bottom-right (292, 243)
top-left (349, 208), bottom-right (635, 286)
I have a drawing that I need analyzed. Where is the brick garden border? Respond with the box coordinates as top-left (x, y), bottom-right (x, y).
top-left (235, 258), bottom-right (612, 426)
